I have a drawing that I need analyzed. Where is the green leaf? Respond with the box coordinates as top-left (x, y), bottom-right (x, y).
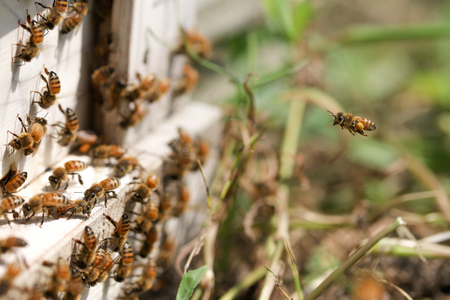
top-left (175, 265), bottom-right (208, 300)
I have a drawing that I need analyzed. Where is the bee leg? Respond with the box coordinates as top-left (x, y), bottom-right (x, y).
top-left (40, 211), bottom-right (46, 227)
top-left (347, 129), bottom-right (355, 136)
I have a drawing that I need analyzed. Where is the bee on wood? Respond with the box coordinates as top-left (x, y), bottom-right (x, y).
top-left (89, 253), bottom-right (119, 286)
top-left (48, 160), bottom-right (87, 190)
top-left (114, 156), bottom-right (143, 177)
top-left (53, 105), bottom-right (79, 146)
top-left (104, 213), bottom-right (130, 251)
top-left (0, 263), bottom-right (21, 296)
top-left (0, 196), bottom-right (25, 223)
top-left (73, 226), bottom-right (97, 270)
top-left (82, 247), bottom-right (108, 284)
top-left (7, 114), bottom-right (46, 156)
top-left (35, 0), bottom-right (68, 30)
top-left (173, 64), bottom-right (199, 96)
top-left (32, 67), bottom-right (61, 109)
top-left (60, 0), bottom-right (88, 34)
top-left (13, 10), bottom-right (44, 62)
top-left (22, 192), bottom-right (70, 225)
top-left (0, 166), bottom-right (27, 194)
top-left (0, 237), bottom-right (27, 253)
top-left (114, 241), bottom-right (133, 282)
top-left (58, 199), bottom-right (93, 220)
top-left (327, 111), bottom-right (376, 137)
top-left (84, 177), bottom-right (120, 207)
top-left (91, 65), bottom-right (115, 87)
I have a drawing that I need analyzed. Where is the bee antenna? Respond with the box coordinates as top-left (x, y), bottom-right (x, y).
top-left (326, 110), bottom-right (335, 116)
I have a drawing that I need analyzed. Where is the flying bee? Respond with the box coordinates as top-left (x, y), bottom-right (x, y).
top-left (22, 192), bottom-right (70, 225)
top-left (53, 105), bottom-right (79, 146)
top-left (172, 182), bottom-right (190, 217)
top-left (0, 263), bottom-right (21, 296)
top-left (122, 259), bottom-right (157, 297)
top-left (91, 65), bottom-right (115, 87)
top-left (157, 236), bottom-right (175, 268)
top-left (131, 200), bottom-right (158, 233)
top-left (73, 226), bottom-right (97, 270)
top-left (74, 130), bottom-right (101, 154)
top-left (0, 237), bottom-right (27, 253)
top-left (139, 226), bottom-right (158, 258)
top-left (32, 67), bottom-right (61, 109)
top-left (114, 156), bottom-right (143, 177)
top-left (174, 64), bottom-right (199, 96)
top-left (90, 144), bottom-right (125, 161)
top-left (327, 111), bottom-right (376, 137)
top-left (144, 77), bottom-right (170, 103)
top-left (0, 196), bottom-right (25, 223)
top-left (43, 258), bottom-right (70, 298)
top-left (128, 173), bottom-right (159, 203)
top-left (13, 10), bottom-right (44, 62)
top-left (191, 138), bottom-right (210, 171)
top-left (48, 160), bottom-right (87, 190)
top-left (119, 100), bottom-right (146, 129)
top-left (35, 0), bottom-right (68, 30)
top-left (104, 213), bottom-right (130, 251)
top-left (60, 0), bottom-right (88, 34)
top-left (65, 267), bottom-right (83, 299)
top-left (174, 29), bottom-right (211, 59)
top-left (84, 177), bottom-right (120, 207)
top-left (114, 241), bottom-right (133, 282)
top-left (0, 167), bottom-right (27, 194)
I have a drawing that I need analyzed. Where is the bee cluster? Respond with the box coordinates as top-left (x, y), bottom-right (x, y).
top-left (0, 0), bottom-right (218, 299)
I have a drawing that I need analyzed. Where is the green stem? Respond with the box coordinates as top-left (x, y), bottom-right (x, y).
top-left (305, 217), bottom-right (406, 300)
top-left (219, 266), bottom-right (267, 300)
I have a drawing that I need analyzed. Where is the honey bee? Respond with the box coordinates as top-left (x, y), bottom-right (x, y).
top-left (53, 105), bottom-right (79, 146)
top-left (32, 67), bottom-right (61, 109)
top-left (104, 213), bottom-right (130, 251)
top-left (157, 192), bottom-right (173, 222)
top-left (83, 247), bottom-right (108, 284)
top-left (157, 236), bottom-right (175, 268)
top-left (35, 0), bottom-right (68, 30)
top-left (0, 237), bottom-right (27, 253)
top-left (91, 65), bottom-right (115, 87)
top-left (144, 77), bottom-right (170, 103)
top-left (0, 263), bottom-right (21, 296)
top-left (13, 10), bottom-right (44, 62)
top-left (327, 111), bottom-right (376, 137)
top-left (0, 167), bottom-right (27, 194)
top-left (174, 64), bottom-right (199, 96)
top-left (84, 177), bottom-right (120, 207)
top-left (48, 160), bottom-right (87, 189)
top-left (43, 258), bottom-right (70, 298)
top-left (22, 192), bottom-right (70, 225)
top-left (91, 253), bottom-right (119, 286)
top-left (65, 267), bottom-right (83, 300)
top-left (114, 156), bottom-right (143, 177)
top-left (73, 226), bottom-right (97, 270)
top-left (73, 130), bottom-right (101, 154)
top-left (128, 173), bottom-right (159, 203)
top-left (0, 196), bottom-right (25, 223)
top-left (163, 128), bottom-right (195, 179)
top-left (60, 0), bottom-right (88, 34)
top-left (131, 200), bottom-right (158, 233)
top-left (175, 29), bottom-right (211, 59)
top-left (90, 144), bottom-right (125, 161)
top-left (7, 115), bottom-right (39, 156)
top-left (139, 226), bottom-right (158, 258)
top-left (119, 101), bottom-right (146, 129)
top-left (114, 241), bottom-right (133, 282)
top-left (191, 138), bottom-right (210, 171)
top-left (59, 199), bottom-right (93, 219)
top-left (172, 182), bottom-right (190, 217)
top-left (122, 260), bottom-right (157, 297)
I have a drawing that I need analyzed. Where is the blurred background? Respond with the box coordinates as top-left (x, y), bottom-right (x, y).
top-left (156, 1), bottom-right (450, 299)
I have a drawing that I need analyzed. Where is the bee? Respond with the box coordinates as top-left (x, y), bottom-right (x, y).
top-left (48, 160), bottom-right (87, 190)
top-left (73, 226), bottom-right (97, 270)
top-left (0, 237), bottom-right (27, 253)
top-left (58, 199), bottom-right (93, 219)
top-left (174, 64), bottom-right (199, 96)
top-left (157, 236), bottom-right (175, 268)
top-left (157, 192), bottom-right (173, 222)
top-left (163, 128), bottom-right (195, 179)
top-left (91, 65), bottom-right (115, 87)
top-left (35, 0), bottom-right (68, 30)
top-left (114, 241), bottom-right (133, 282)
top-left (132, 200), bottom-right (158, 233)
top-left (73, 130), bottom-right (101, 154)
top-left (191, 138), bottom-right (209, 171)
top-left (83, 247), bottom-right (108, 284)
top-left (30, 116), bottom-right (48, 143)
top-left (94, 33), bottom-right (113, 61)
top-left (32, 67), bottom-right (61, 109)
top-left (65, 267), bottom-right (83, 300)
top-left (91, 253), bottom-right (119, 286)
top-left (43, 258), bottom-right (70, 298)
top-left (0, 167), bottom-right (27, 194)
top-left (84, 177), bottom-right (120, 207)
top-left (0, 263), bottom-right (21, 296)
top-left (119, 100), bottom-right (146, 129)
top-left (60, 0), bottom-right (88, 34)
top-left (22, 192), bottom-right (70, 225)
top-left (53, 105), bottom-right (79, 146)
top-left (7, 115), bottom-right (35, 155)
top-left (0, 196), bottom-right (26, 223)
top-left (327, 111), bottom-right (376, 137)
top-left (128, 173), bottom-right (159, 203)
top-left (104, 213), bottom-right (130, 251)
top-left (13, 10), bottom-right (44, 62)
top-left (175, 29), bottom-right (211, 59)
top-left (172, 182), bottom-right (190, 217)
top-left (144, 77), bottom-right (170, 103)
top-left (139, 226), bottom-right (158, 258)
top-left (123, 260), bottom-right (157, 297)
top-left (90, 144), bottom-right (125, 161)
top-left (114, 156), bottom-right (143, 177)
